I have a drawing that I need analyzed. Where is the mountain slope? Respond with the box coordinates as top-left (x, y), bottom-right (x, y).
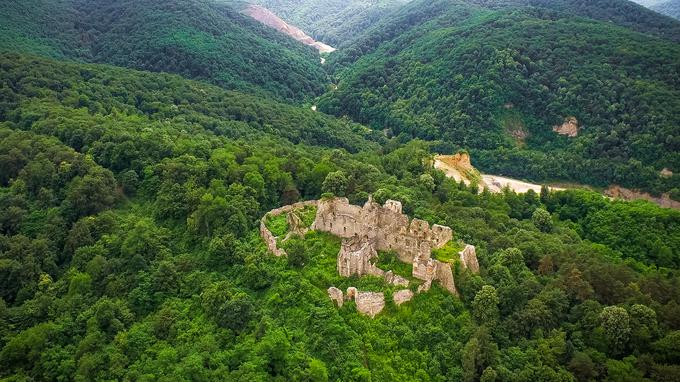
top-left (321, 0), bottom-right (680, 196)
top-left (0, 53), bottom-right (379, 156)
top-left (243, 4), bottom-right (336, 53)
top-left (250, 0), bottom-right (412, 47)
top-left (0, 0), bottom-right (327, 101)
top-left (652, 0), bottom-right (680, 19)
top-left (467, 0), bottom-right (680, 43)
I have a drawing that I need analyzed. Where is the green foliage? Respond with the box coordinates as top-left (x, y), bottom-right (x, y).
top-left (432, 240), bottom-right (465, 263)
top-left (532, 208), bottom-right (553, 233)
top-left (375, 251), bottom-right (412, 279)
top-left (600, 306), bottom-right (632, 355)
top-left (321, 170), bottom-right (349, 196)
top-left (252, 0), bottom-right (409, 47)
top-left (322, 0), bottom-right (680, 195)
top-left (0, 4), bottom-right (680, 381)
top-left (0, 0), bottom-right (328, 101)
top-left (472, 285), bottom-right (500, 325)
top-left (265, 213), bottom-right (289, 237)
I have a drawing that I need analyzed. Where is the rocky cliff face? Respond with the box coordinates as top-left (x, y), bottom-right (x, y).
top-left (553, 116), bottom-right (579, 137)
top-left (244, 5), bottom-right (336, 54)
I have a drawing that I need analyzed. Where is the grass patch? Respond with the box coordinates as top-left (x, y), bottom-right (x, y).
top-left (265, 213), bottom-right (288, 237)
top-left (265, 205), bottom-right (317, 238)
top-left (432, 241), bottom-right (465, 263)
top-left (375, 251), bottom-right (413, 278)
top-left (299, 205), bottom-right (317, 227)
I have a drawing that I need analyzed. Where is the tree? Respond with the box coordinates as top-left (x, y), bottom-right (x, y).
top-left (472, 285), bottom-right (500, 325)
top-left (201, 282), bottom-right (256, 332)
top-left (463, 327), bottom-right (498, 382)
top-left (286, 239), bottom-right (309, 268)
top-left (532, 208), bottom-right (553, 233)
top-left (321, 171), bottom-right (348, 196)
top-left (600, 306), bottom-right (631, 355)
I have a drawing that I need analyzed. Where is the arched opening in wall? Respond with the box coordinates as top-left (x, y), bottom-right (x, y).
top-left (343, 226), bottom-right (347, 234)
top-left (330, 222), bottom-right (333, 229)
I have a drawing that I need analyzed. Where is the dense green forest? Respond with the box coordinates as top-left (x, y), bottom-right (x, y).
top-left (464, 0), bottom-right (680, 42)
top-left (0, 0), bottom-right (327, 101)
top-left (320, 0), bottom-right (680, 197)
top-left (2, 0), bottom-right (680, 380)
top-left (1, 52), bottom-right (680, 381)
top-left (249, 0), bottom-right (411, 47)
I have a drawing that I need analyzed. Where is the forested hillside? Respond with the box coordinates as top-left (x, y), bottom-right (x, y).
top-left (2, 0), bottom-right (680, 380)
top-left (321, 0), bottom-right (680, 198)
top-left (0, 0), bottom-right (327, 101)
top-left (2, 53), bottom-right (680, 381)
top-left (249, 0), bottom-right (411, 46)
top-left (466, 0), bottom-right (680, 42)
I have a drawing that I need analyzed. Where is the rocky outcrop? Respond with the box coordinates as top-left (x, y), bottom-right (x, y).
top-left (605, 185), bottom-right (680, 210)
top-left (433, 152), bottom-right (478, 186)
top-left (328, 287), bottom-right (344, 307)
top-left (553, 116), bottom-right (579, 137)
top-left (244, 5), bottom-right (336, 54)
top-left (393, 289), bottom-right (414, 306)
top-left (458, 245), bottom-right (480, 273)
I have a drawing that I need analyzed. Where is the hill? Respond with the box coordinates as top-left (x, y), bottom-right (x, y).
top-left (0, 0), bottom-right (327, 101)
top-left (321, 0), bottom-right (680, 197)
top-left (652, 0), bottom-right (680, 19)
top-left (250, 0), bottom-right (412, 47)
top-left (2, 53), bottom-right (680, 382)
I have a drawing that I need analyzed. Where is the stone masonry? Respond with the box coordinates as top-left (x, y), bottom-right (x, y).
top-left (260, 197), bottom-right (481, 318)
top-left (259, 200), bottom-right (318, 256)
top-left (312, 197), bottom-right (463, 295)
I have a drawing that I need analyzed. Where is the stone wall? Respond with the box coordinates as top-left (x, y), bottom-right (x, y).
top-left (337, 235), bottom-right (409, 286)
top-left (259, 200), bottom-right (318, 257)
top-left (313, 197), bottom-right (452, 263)
top-left (459, 245), bottom-right (479, 273)
top-left (313, 197), bottom-right (464, 295)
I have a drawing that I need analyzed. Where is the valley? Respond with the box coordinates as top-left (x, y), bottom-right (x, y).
top-left (1, 1), bottom-right (680, 381)
top-left (244, 4), bottom-right (336, 53)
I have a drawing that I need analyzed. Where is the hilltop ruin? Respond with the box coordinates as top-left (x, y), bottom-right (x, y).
top-left (260, 196), bottom-right (480, 317)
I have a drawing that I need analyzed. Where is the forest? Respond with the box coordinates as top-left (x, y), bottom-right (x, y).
top-left (321, 0), bottom-right (680, 197)
top-left (0, 52), bottom-right (679, 381)
top-left (1, 0), bottom-right (680, 380)
top-left (0, 0), bottom-right (327, 102)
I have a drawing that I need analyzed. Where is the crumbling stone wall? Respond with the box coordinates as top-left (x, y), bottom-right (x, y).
top-left (313, 197), bottom-right (460, 294)
top-left (259, 200), bottom-right (318, 257)
top-left (459, 245), bottom-right (479, 273)
top-left (313, 197), bottom-right (452, 263)
top-left (262, 197), bottom-right (480, 315)
top-left (393, 289), bottom-right (414, 306)
top-left (337, 235), bottom-right (409, 286)
top-left (344, 287), bottom-right (385, 318)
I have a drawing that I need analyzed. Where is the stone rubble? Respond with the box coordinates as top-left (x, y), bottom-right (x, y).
top-left (327, 287), bottom-right (344, 307)
top-left (393, 289), bottom-right (414, 306)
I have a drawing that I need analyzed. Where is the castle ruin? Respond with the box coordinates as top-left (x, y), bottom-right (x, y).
top-left (260, 196), bottom-right (480, 318)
